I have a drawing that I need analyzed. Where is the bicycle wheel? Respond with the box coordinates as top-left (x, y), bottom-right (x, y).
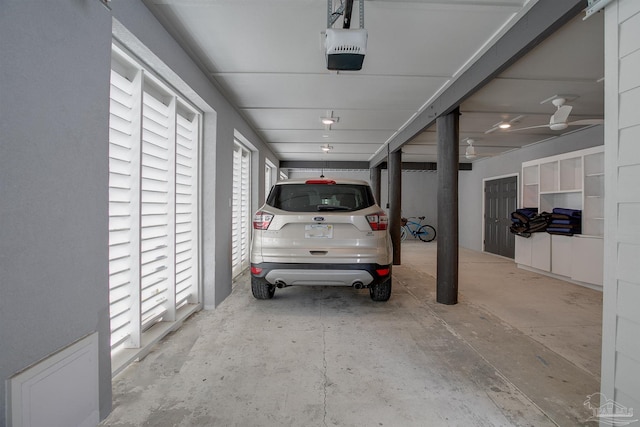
top-left (400, 226), bottom-right (408, 241)
top-left (417, 224), bottom-right (436, 242)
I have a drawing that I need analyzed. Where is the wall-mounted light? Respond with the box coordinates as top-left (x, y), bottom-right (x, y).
top-left (321, 144), bottom-right (334, 153)
top-left (498, 122), bottom-right (511, 129)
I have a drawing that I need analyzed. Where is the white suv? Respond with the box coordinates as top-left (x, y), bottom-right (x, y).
top-left (250, 178), bottom-right (393, 301)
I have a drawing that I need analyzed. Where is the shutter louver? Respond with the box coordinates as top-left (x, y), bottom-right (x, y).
top-left (175, 113), bottom-right (198, 307)
top-left (140, 91), bottom-right (171, 329)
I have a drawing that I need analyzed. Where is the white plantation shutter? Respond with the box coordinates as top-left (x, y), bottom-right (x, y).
top-left (140, 90), bottom-right (172, 328)
top-left (232, 142), bottom-right (251, 277)
top-left (108, 66), bottom-right (142, 349)
top-left (265, 162), bottom-right (273, 198)
top-left (108, 46), bottom-right (200, 356)
top-left (175, 112), bottom-right (199, 307)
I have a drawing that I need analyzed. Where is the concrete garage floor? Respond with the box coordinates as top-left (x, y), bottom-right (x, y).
top-left (101, 241), bottom-right (602, 426)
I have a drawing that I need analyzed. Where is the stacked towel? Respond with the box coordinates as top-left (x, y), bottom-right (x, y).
top-left (547, 208), bottom-right (581, 236)
top-left (510, 208), bottom-right (551, 237)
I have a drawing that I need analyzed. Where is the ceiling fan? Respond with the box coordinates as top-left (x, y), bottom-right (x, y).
top-left (508, 97), bottom-right (604, 132)
top-left (461, 138), bottom-right (507, 160)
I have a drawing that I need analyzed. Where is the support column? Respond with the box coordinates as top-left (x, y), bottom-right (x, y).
top-left (436, 108), bottom-right (459, 305)
top-left (370, 165), bottom-right (381, 205)
top-left (388, 150), bottom-right (402, 265)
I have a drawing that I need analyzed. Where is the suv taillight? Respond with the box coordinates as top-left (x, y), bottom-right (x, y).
top-left (366, 211), bottom-right (388, 231)
top-left (253, 211), bottom-right (274, 230)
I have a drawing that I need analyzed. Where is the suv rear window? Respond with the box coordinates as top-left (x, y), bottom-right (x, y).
top-left (267, 183), bottom-right (376, 212)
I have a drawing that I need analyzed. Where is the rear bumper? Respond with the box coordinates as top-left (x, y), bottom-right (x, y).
top-left (251, 262), bottom-right (391, 287)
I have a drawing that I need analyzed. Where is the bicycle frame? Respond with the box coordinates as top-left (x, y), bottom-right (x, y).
top-left (404, 219), bottom-right (423, 238)
top-left (400, 217), bottom-right (437, 242)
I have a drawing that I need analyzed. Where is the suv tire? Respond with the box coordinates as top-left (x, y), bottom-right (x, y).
top-left (251, 276), bottom-right (275, 299)
top-left (369, 278), bottom-right (392, 301)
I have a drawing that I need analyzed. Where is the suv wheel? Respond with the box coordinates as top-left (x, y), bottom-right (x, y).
top-left (369, 278), bottom-right (392, 301)
top-left (251, 276), bottom-right (275, 299)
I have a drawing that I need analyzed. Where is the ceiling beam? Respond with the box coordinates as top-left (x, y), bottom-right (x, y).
top-left (280, 160), bottom-right (370, 169)
top-left (369, 0), bottom-right (588, 167)
top-left (279, 161), bottom-right (472, 171)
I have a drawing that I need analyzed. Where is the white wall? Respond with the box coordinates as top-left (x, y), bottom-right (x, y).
top-left (0, 2), bottom-right (113, 422)
top-left (379, 170), bottom-right (439, 227)
top-left (601, 0), bottom-right (640, 416)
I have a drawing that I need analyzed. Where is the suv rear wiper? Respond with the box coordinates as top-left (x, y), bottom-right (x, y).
top-left (316, 205), bottom-right (351, 211)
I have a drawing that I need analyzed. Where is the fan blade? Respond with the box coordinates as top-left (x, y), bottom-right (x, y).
top-left (567, 119), bottom-right (604, 126)
top-left (484, 126), bottom-right (499, 134)
top-left (507, 124), bottom-right (550, 132)
top-left (551, 105), bottom-right (573, 125)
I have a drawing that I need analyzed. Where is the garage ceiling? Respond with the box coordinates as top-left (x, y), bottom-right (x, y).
top-left (143, 0), bottom-right (604, 164)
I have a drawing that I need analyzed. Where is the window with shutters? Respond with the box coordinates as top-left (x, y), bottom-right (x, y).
top-left (265, 160), bottom-right (275, 198)
top-left (232, 142), bottom-right (251, 278)
top-left (108, 45), bottom-right (200, 360)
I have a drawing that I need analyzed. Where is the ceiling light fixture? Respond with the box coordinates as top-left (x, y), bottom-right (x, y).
top-left (465, 139), bottom-right (477, 159)
top-left (321, 144), bottom-right (334, 153)
top-left (321, 116), bottom-right (339, 125)
top-left (485, 115), bottom-right (525, 134)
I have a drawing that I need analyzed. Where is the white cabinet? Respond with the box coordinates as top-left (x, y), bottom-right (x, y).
top-left (571, 236), bottom-right (604, 286)
top-left (515, 233), bottom-right (550, 271)
top-left (531, 233), bottom-right (551, 271)
top-left (515, 146), bottom-right (604, 289)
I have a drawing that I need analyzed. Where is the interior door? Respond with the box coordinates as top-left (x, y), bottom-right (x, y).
top-left (484, 176), bottom-right (517, 258)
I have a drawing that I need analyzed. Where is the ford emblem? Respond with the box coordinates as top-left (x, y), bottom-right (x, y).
top-left (313, 216), bottom-right (325, 222)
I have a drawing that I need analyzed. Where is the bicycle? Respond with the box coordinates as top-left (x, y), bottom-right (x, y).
top-left (400, 216), bottom-right (436, 242)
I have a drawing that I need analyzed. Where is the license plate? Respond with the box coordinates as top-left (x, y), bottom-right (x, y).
top-left (305, 224), bottom-right (333, 238)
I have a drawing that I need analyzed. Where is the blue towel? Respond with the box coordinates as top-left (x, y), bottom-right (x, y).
top-left (552, 208), bottom-right (582, 218)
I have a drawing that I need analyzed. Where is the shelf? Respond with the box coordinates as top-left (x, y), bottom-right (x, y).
top-left (586, 172), bottom-right (605, 177)
top-left (540, 190), bottom-right (581, 195)
top-left (560, 157), bottom-right (582, 191)
top-left (540, 162), bottom-right (559, 192)
top-left (523, 165), bottom-right (539, 186)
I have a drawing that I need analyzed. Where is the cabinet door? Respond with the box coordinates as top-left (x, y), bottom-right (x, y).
top-left (571, 236), bottom-right (604, 286)
top-left (551, 235), bottom-right (572, 277)
top-left (514, 235), bottom-right (532, 266)
top-left (531, 233), bottom-right (551, 271)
